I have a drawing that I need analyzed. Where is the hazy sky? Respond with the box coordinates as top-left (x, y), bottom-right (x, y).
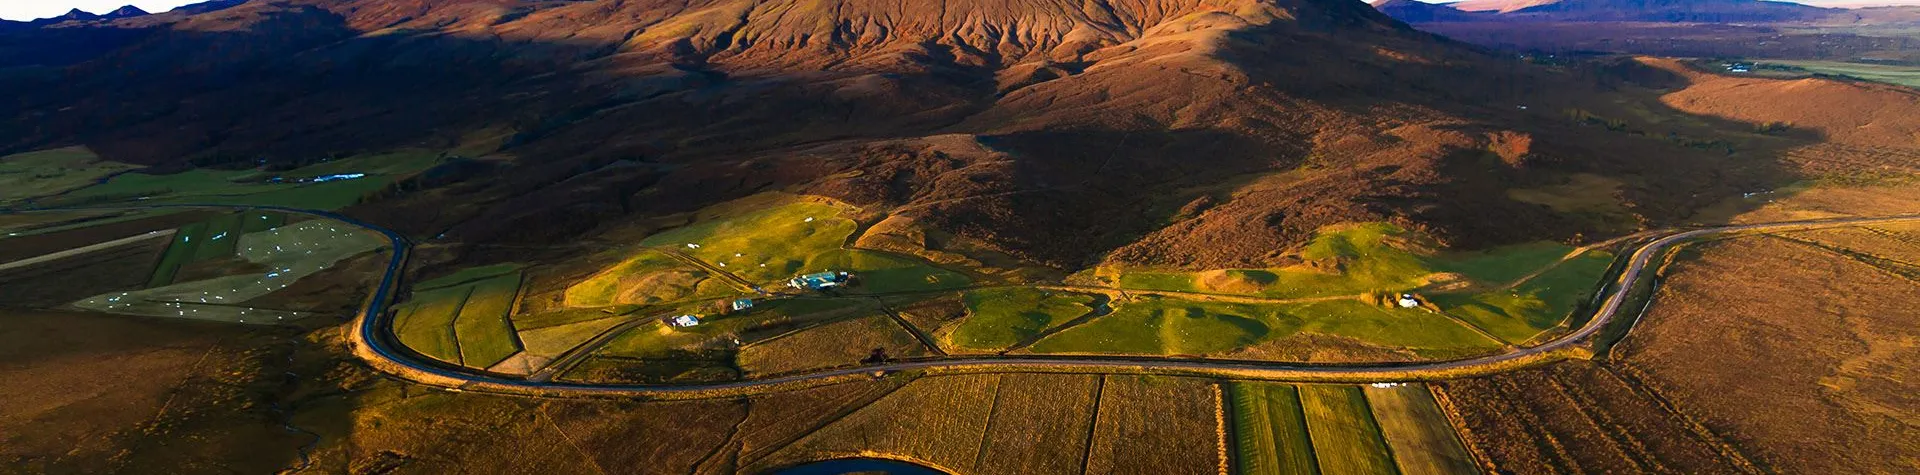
top-left (0, 1), bottom-right (202, 21)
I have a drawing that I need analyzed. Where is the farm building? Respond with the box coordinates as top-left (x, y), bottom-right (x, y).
top-left (1396, 293), bottom-right (1421, 308)
top-left (666, 315), bottom-right (701, 328)
top-left (788, 271), bottom-right (853, 291)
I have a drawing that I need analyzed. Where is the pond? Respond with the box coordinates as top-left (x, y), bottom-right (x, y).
top-left (769, 458), bottom-right (947, 475)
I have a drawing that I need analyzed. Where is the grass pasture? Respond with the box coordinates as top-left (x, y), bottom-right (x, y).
top-left (391, 265), bottom-right (527, 368)
top-left (0, 146), bottom-right (139, 204)
top-left (74, 218), bottom-right (386, 324)
top-left (735, 314), bottom-right (926, 377)
top-left (1111, 223), bottom-right (1591, 302)
top-left (1232, 383), bottom-right (1320, 475)
top-left (563, 250), bottom-right (733, 307)
top-left (45, 150), bottom-right (442, 209)
top-left (566, 195), bottom-right (970, 307)
top-left (1298, 385), bottom-right (1399, 475)
top-left (1363, 384), bottom-right (1477, 475)
top-left (452, 273), bottom-right (526, 369)
top-left (947, 288), bottom-right (1097, 351)
top-left (1757, 60), bottom-right (1920, 89)
top-left (1432, 250), bottom-right (1615, 343)
top-left (392, 286), bottom-right (469, 364)
top-left (1026, 297), bottom-right (1278, 356)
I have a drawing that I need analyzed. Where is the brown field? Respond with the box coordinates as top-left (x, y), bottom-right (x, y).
top-left (1085, 376), bottom-right (1223, 475)
top-left (1613, 235), bottom-right (1920, 473)
top-left (0, 211), bottom-right (206, 263)
top-left (735, 314), bottom-right (929, 377)
top-left (0, 309), bottom-right (303, 473)
top-left (1437, 362), bottom-right (1746, 474)
top-left (0, 236), bottom-right (169, 307)
top-left (695, 379), bottom-right (911, 474)
top-left (749, 373), bottom-right (1108, 474)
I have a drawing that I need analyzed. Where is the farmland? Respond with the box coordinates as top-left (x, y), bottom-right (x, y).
top-left (1298, 385), bottom-right (1398, 474)
top-left (1104, 223), bottom-right (1591, 299)
top-left (736, 314), bottom-right (928, 377)
top-left (1430, 250), bottom-right (1616, 344)
top-left (1025, 297), bottom-right (1505, 360)
top-left (390, 266), bottom-right (527, 369)
top-left (1754, 60), bottom-right (1920, 89)
top-left (34, 150), bottom-right (443, 210)
top-left (946, 287), bottom-right (1099, 352)
top-left (0, 147), bottom-right (139, 204)
top-left (72, 216), bottom-right (387, 324)
top-left (1231, 383), bottom-right (1319, 475)
top-left (1364, 384), bottom-right (1477, 475)
top-left (571, 194), bottom-right (971, 305)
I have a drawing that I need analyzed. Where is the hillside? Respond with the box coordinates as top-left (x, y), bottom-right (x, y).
top-left (0, 0), bottom-right (1787, 270)
top-left (1371, 0), bottom-right (1490, 22)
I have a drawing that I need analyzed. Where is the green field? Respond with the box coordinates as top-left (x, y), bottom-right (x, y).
top-left (574, 194), bottom-right (970, 305)
top-left (1112, 223), bottom-right (1583, 299)
top-left (392, 265), bottom-right (528, 368)
top-left (76, 218), bottom-right (387, 324)
top-left (593, 298), bottom-right (870, 360)
top-left (1233, 383), bottom-right (1321, 475)
top-left (1026, 297), bottom-right (1276, 355)
top-left (1299, 385), bottom-right (1400, 475)
top-left (1363, 384), bottom-right (1478, 475)
top-left (393, 286), bottom-right (470, 364)
top-left (1025, 297), bottom-right (1503, 358)
top-left (564, 250), bottom-right (735, 307)
top-left (1431, 250), bottom-right (1614, 343)
top-left (1757, 60), bottom-right (1920, 89)
top-left (147, 221), bottom-right (210, 287)
top-left (948, 288), bottom-right (1098, 351)
top-left (451, 273), bottom-right (526, 369)
top-left (42, 150), bottom-right (442, 209)
top-left (0, 147), bottom-right (139, 204)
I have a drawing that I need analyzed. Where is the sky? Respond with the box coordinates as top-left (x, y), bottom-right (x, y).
top-left (0, 1), bottom-right (203, 21)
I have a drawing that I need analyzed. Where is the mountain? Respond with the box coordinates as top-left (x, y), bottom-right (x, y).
top-left (103, 6), bottom-right (152, 20)
top-left (1393, 0), bottom-right (1835, 22)
top-left (32, 8), bottom-right (104, 25)
top-left (1371, 0), bottom-right (1489, 21)
top-left (0, 0), bottom-right (1766, 267)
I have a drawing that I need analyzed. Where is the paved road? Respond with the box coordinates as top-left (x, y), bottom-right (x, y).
top-left (10, 204), bottom-right (1917, 398)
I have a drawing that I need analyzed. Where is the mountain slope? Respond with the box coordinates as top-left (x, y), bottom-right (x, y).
top-left (1371, 0), bottom-right (1488, 22)
top-left (0, 0), bottom-right (1777, 268)
top-left (1428, 0), bottom-right (1833, 22)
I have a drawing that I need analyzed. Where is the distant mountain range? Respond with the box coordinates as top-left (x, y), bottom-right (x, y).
top-left (1372, 0), bottom-right (1883, 22)
top-left (1, 1), bottom-right (246, 29)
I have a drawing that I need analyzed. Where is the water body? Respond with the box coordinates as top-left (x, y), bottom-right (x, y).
top-left (770, 458), bottom-right (947, 475)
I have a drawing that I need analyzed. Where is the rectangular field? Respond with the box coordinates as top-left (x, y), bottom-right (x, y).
top-left (190, 212), bottom-right (245, 261)
top-left (1363, 384), bottom-right (1478, 475)
top-left (1086, 376), bottom-right (1223, 475)
top-left (1231, 382), bottom-right (1319, 475)
top-left (1298, 385), bottom-right (1398, 475)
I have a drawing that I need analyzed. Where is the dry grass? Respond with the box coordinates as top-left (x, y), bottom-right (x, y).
top-left (1086, 376), bottom-right (1222, 475)
top-left (735, 315), bottom-right (927, 377)
top-left (1363, 384), bottom-right (1477, 475)
top-left (1614, 236), bottom-right (1920, 473)
top-left (749, 373), bottom-right (1106, 474)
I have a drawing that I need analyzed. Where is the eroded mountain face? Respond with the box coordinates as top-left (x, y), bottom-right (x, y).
top-left (0, 0), bottom-right (1770, 268)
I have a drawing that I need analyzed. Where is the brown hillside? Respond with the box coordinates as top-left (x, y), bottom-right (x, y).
top-left (1645, 57), bottom-right (1920, 150)
top-left (0, 0), bottom-right (1801, 269)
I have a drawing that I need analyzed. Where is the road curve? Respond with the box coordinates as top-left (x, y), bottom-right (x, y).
top-left (8, 204), bottom-right (1917, 399)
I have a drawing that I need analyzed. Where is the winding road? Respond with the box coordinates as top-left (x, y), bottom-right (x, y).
top-left (8, 204), bottom-right (1918, 399)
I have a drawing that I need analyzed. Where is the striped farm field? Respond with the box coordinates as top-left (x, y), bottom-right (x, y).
top-left (146, 221), bottom-right (208, 287)
top-left (1299, 385), bottom-right (1400, 475)
top-left (1232, 382), bottom-right (1320, 475)
top-left (1364, 384), bottom-right (1478, 475)
top-left (452, 272), bottom-right (526, 369)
